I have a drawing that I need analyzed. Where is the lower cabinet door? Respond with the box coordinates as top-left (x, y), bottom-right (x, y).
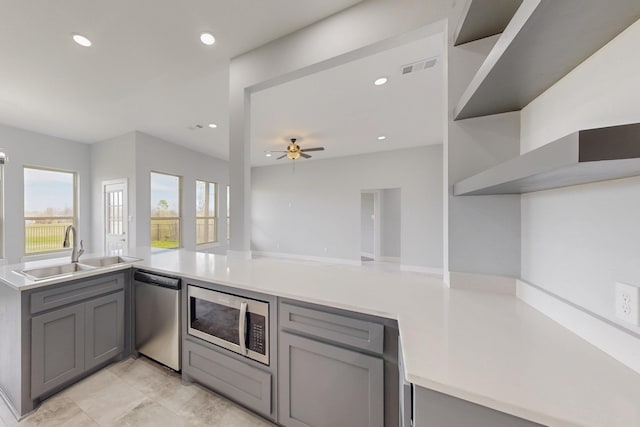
top-left (279, 332), bottom-right (384, 427)
top-left (31, 304), bottom-right (85, 398)
top-left (85, 291), bottom-right (125, 370)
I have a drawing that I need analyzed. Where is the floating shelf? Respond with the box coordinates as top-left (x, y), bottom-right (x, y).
top-left (453, 0), bottom-right (522, 46)
top-left (454, 0), bottom-right (640, 120)
top-left (453, 123), bottom-right (640, 195)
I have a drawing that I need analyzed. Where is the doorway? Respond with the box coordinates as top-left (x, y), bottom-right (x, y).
top-left (361, 189), bottom-right (401, 263)
top-left (103, 179), bottom-right (128, 252)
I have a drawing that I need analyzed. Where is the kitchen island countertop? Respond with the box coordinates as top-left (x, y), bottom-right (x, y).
top-left (1, 247), bottom-right (640, 427)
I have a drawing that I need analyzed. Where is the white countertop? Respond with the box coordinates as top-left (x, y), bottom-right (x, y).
top-left (2, 248), bottom-right (640, 427)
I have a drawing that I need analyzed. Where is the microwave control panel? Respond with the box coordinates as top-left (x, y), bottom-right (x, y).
top-left (248, 313), bottom-right (266, 355)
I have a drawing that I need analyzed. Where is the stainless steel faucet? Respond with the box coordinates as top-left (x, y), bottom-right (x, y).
top-left (63, 225), bottom-right (84, 263)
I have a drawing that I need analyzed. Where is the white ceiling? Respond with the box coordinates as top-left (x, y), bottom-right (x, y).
top-left (0, 0), bottom-right (362, 159)
top-left (250, 33), bottom-right (444, 166)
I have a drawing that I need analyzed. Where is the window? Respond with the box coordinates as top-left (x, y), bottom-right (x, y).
top-left (0, 162), bottom-right (4, 259)
top-left (196, 180), bottom-right (217, 245)
top-left (150, 172), bottom-right (181, 249)
top-left (24, 167), bottom-right (77, 254)
top-left (226, 185), bottom-right (230, 240)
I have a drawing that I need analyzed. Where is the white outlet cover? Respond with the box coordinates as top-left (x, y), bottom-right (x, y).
top-left (615, 282), bottom-right (640, 326)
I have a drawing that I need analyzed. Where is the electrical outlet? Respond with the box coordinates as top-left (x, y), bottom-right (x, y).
top-left (615, 282), bottom-right (640, 325)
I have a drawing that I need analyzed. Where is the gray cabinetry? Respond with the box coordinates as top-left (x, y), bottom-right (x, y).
top-left (85, 292), bottom-right (125, 370)
top-left (30, 274), bottom-right (126, 400)
top-left (31, 304), bottom-right (85, 398)
top-left (183, 340), bottom-right (272, 417)
top-left (278, 299), bottom-right (393, 427)
top-left (279, 331), bottom-right (384, 427)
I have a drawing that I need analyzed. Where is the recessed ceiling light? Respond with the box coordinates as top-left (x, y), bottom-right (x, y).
top-left (208, 123), bottom-right (217, 129)
top-left (377, 135), bottom-right (387, 141)
top-left (72, 34), bottom-right (92, 47)
top-left (265, 152), bottom-right (272, 157)
top-left (374, 77), bottom-right (388, 86)
top-left (200, 32), bottom-right (216, 46)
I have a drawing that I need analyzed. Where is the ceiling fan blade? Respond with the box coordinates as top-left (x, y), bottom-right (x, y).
top-left (300, 152), bottom-right (311, 159)
top-left (301, 147), bottom-right (324, 152)
top-left (276, 154), bottom-right (287, 160)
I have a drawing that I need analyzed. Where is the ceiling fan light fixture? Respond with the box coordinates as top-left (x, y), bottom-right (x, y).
top-left (287, 151), bottom-right (300, 160)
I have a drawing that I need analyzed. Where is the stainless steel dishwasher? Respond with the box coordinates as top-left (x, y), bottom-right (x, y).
top-left (134, 270), bottom-right (181, 371)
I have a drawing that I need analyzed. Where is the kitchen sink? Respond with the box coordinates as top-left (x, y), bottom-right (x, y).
top-left (19, 263), bottom-right (96, 281)
top-left (80, 255), bottom-right (142, 267)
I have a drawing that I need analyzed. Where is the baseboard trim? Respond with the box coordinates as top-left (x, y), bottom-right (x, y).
top-left (0, 385), bottom-right (21, 421)
top-left (449, 271), bottom-right (516, 294)
top-left (517, 279), bottom-right (640, 375)
top-left (379, 256), bottom-right (401, 263)
top-left (400, 265), bottom-right (443, 277)
top-left (360, 252), bottom-right (374, 259)
top-left (252, 251), bottom-right (362, 266)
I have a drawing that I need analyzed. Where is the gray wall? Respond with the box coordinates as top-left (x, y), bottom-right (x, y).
top-left (0, 123), bottom-right (92, 264)
top-left (360, 193), bottom-right (374, 256)
top-left (133, 132), bottom-right (229, 252)
top-left (381, 188), bottom-right (401, 259)
top-left (520, 18), bottom-right (640, 335)
top-left (251, 145), bottom-right (443, 268)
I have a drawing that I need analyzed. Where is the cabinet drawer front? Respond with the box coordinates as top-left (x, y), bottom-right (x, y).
top-left (280, 302), bottom-right (384, 354)
top-left (183, 340), bottom-right (272, 417)
top-left (279, 332), bottom-right (384, 427)
top-left (31, 273), bottom-right (125, 314)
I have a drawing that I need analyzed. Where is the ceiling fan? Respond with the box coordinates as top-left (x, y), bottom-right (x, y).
top-left (272, 138), bottom-right (325, 160)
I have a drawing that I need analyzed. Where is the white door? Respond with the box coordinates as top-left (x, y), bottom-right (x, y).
top-left (104, 180), bottom-right (128, 252)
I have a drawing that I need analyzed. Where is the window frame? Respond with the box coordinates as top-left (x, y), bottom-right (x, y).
top-left (23, 165), bottom-right (78, 256)
top-left (195, 179), bottom-right (218, 246)
top-left (150, 171), bottom-right (183, 250)
top-left (226, 185), bottom-right (230, 241)
top-left (0, 163), bottom-right (4, 260)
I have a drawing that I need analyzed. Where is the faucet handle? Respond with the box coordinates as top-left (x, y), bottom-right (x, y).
top-left (78, 240), bottom-right (85, 256)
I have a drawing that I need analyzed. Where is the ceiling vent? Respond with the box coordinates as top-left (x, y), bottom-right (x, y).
top-left (401, 57), bottom-right (437, 75)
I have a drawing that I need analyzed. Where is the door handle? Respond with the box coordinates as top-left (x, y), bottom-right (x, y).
top-left (239, 302), bottom-right (248, 355)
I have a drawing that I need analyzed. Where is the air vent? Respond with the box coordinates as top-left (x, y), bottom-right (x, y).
top-left (401, 57), bottom-right (437, 75)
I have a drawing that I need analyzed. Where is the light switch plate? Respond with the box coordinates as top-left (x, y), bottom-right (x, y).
top-left (615, 282), bottom-right (640, 326)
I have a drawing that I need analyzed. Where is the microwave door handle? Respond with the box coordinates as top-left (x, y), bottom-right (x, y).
top-left (239, 301), bottom-right (248, 355)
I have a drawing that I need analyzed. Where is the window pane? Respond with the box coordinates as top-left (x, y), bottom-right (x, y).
top-left (24, 168), bottom-right (74, 218)
top-left (25, 219), bottom-right (73, 253)
top-left (151, 219), bottom-right (180, 249)
top-left (208, 183), bottom-right (216, 215)
top-left (226, 185), bottom-right (230, 240)
top-left (24, 167), bottom-right (76, 254)
top-left (151, 172), bottom-right (180, 217)
top-left (196, 218), bottom-right (217, 245)
top-left (150, 172), bottom-right (181, 249)
top-left (196, 180), bottom-right (206, 217)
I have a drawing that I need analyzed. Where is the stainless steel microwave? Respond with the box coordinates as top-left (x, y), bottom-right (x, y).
top-left (187, 285), bottom-right (269, 365)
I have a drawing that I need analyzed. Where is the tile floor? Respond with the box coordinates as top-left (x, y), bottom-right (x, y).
top-left (0, 357), bottom-right (276, 427)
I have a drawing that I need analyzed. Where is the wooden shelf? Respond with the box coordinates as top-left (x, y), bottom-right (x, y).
top-left (453, 0), bottom-right (522, 46)
top-left (454, 0), bottom-right (640, 120)
top-left (453, 123), bottom-right (640, 195)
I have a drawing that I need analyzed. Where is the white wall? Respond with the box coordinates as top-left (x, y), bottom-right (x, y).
top-left (0, 123), bottom-right (92, 264)
top-left (134, 132), bottom-right (229, 252)
top-left (251, 145), bottom-right (443, 268)
top-left (381, 188), bottom-right (401, 259)
top-left (91, 132), bottom-right (137, 251)
top-left (520, 18), bottom-right (640, 335)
